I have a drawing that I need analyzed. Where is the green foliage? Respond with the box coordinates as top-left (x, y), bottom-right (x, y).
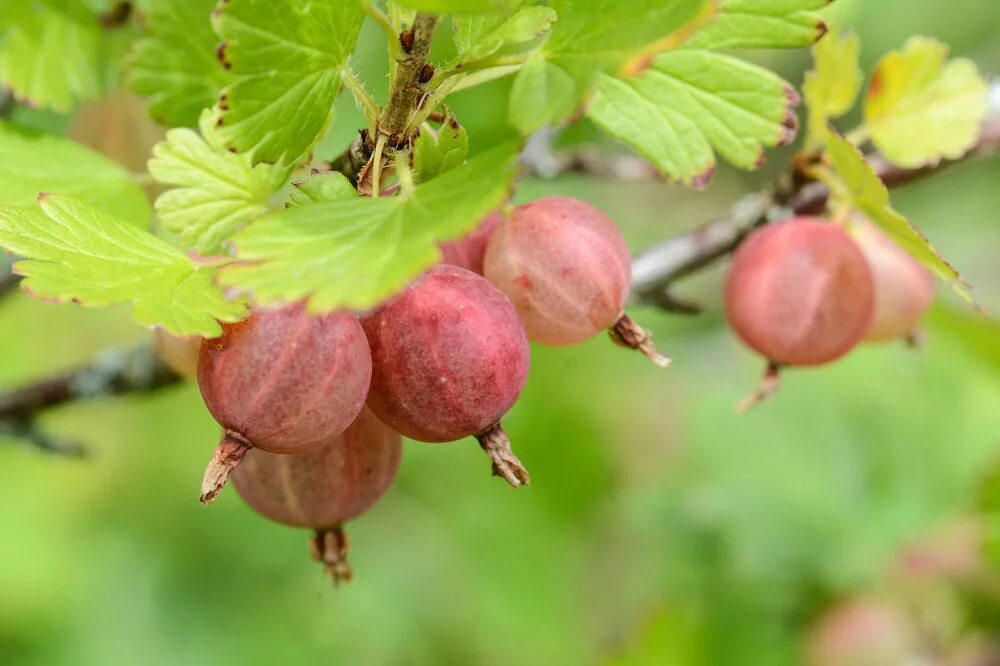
top-left (288, 172), bottom-right (358, 206)
top-left (220, 143), bottom-right (518, 312)
top-left (128, 0), bottom-right (231, 127)
top-left (149, 111), bottom-right (291, 255)
top-left (0, 1), bottom-right (107, 112)
top-left (211, 0), bottom-right (365, 164)
top-left (412, 113), bottom-right (469, 183)
top-left (587, 0), bottom-right (828, 186)
top-left (452, 1), bottom-right (556, 61)
top-left (0, 121), bottom-right (149, 224)
top-left (508, 0), bottom-right (717, 134)
top-left (0, 195), bottom-right (246, 336)
top-left (396, 0), bottom-right (499, 12)
top-left (865, 37), bottom-right (988, 168)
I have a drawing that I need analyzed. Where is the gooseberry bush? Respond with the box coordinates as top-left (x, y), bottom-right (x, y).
top-left (0, 2), bottom-right (996, 641)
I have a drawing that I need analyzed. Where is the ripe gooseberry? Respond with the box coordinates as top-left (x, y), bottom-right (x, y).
top-left (483, 196), bottom-right (668, 366)
top-left (805, 598), bottom-right (916, 666)
top-left (232, 407), bottom-right (401, 585)
top-left (850, 220), bottom-right (935, 343)
top-left (197, 303), bottom-right (372, 504)
top-left (439, 211), bottom-right (502, 275)
top-left (362, 265), bottom-right (531, 487)
top-left (724, 218), bottom-right (875, 409)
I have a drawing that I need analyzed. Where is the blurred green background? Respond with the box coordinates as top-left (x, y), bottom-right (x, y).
top-left (3, 1), bottom-right (1000, 664)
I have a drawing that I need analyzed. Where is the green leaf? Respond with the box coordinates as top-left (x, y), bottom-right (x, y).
top-left (0, 195), bottom-right (247, 336)
top-left (412, 113), bottom-right (469, 183)
top-left (588, 51), bottom-right (798, 188)
top-left (803, 30), bottom-right (863, 150)
top-left (683, 0), bottom-right (830, 50)
top-left (395, 0), bottom-right (500, 12)
top-left (220, 142), bottom-right (519, 312)
top-left (824, 130), bottom-right (973, 303)
top-left (128, 0), bottom-right (231, 127)
top-left (507, 0), bottom-right (718, 133)
top-left (212, 0), bottom-right (365, 164)
top-left (864, 36), bottom-right (989, 169)
top-left (0, 122), bottom-right (149, 225)
top-left (0, 1), bottom-right (106, 112)
top-left (148, 111), bottom-right (291, 255)
top-left (453, 2), bottom-right (556, 61)
top-left (288, 171), bottom-right (357, 206)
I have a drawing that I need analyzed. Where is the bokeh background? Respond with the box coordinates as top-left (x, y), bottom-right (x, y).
top-left (3, 1), bottom-right (1000, 664)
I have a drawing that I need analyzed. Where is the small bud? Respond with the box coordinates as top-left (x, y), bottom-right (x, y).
top-left (419, 64), bottom-right (435, 84)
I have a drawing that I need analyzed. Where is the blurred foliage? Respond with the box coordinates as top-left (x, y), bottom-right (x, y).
top-left (2, 2), bottom-right (1000, 665)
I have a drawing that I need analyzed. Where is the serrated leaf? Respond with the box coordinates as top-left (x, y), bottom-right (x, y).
top-left (0, 122), bottom-right (149, 225)
top-left (864, 37), bottom-right (988, 169)
top-left (148, 111), bottom-right (291, 255)
top-left (412, 114), bottom-right (469, 183)
top-left (0, 1), bottom-right (105, 112)
top-left (824, 130), bottom-right (973, 303)
top-left (453, 2), bottom-right (556, 61)
top-left (395, 0), bottom-right (499, 12)
top-left (803, 30), bottom-right (862, 150)
top-left (0, 195), bottom-right (247, 336)
top-left (212, 0), bottom-right (365, 164)
top-left (288, 172), bottom-right (357, 206)
top-left (588, 51), bottom-right (798, 187)
top-left (507, 0), bottom-right (717, 133)
top-left (220, 142), bottom-right (518, 312)
top-left (128, 0), bottom-right (231, 127)
top-left (683, 0), bottom-right (829, 50)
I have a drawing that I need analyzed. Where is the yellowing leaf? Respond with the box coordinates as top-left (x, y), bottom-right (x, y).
top-left (0, 195), bottom-right (247, 336)
top-left (824, 130), bottom-right (975, 305)
top-left (865, 37), bottom-right (988, 168)
top-left (803, 30), bottom-right (862, 149)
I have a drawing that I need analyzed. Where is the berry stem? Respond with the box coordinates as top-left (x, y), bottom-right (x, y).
top-left (735, 361), bottom-right (783, 413)
top-left (200, 432), bottom-right (252, 505)
top-left (609, 314), bottom-right (671, 368)
top-left (476, 424), bottom-right (530, 488)
top-left (310, 527), bottom-right (353, 586)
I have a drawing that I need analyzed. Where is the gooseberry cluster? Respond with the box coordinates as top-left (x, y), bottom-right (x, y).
top-left (184, 196), bottom-right (666, 582)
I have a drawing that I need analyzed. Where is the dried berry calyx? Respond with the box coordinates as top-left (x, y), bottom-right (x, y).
top-left (232, 407), bottom-right (401, 584)
top-left (197, 303), bottom-right (372, 505)
top-left (363, 265), bottom-right (531, 487)
top-left (724, 217), bottom-right (875, 409)
top-left (483, 196), bottom-right (668, 366)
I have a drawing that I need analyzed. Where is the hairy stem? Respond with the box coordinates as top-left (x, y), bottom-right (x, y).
top-left (378, 12), bottom-right (437, 146)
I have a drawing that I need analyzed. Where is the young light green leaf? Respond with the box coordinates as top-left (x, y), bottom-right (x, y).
top-left (0, 122), bottom-right (149, 225)
top-left (220, 142), bottom-right (519, 312)
top-left (0, 2), bottom-right (104, 112)
top-left (212, 0), bottom-right (365, 164)
top-left (412, 114), bottom-right (469, 183)
top-left (507, 0), bottom-right (718, 133)
top-left (148, 111), bottom-right (291, 255)
top-left (128, 0), bottom-right (231, 127)
top-left (824, 130), bottom-right (973, 304)
top-left (589, 51), bottom-right (799, 188)
top-left (803, 30), bottom-right (863, 149)
top-left (395, 0), bottom-right (500, 12)
top-left (288, 172), bottom-right (357, 206)
top-left (0, 195), bottom-right (247, 337)
top-left (864, 37), bottom-right (988, 169)
top-left (454, 2), bottom-right (557, 61)
top-left (683, 0), bottom-right (830, 50)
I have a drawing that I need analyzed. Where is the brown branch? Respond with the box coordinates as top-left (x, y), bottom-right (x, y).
top-left (378, 12), bottom-right (438, 147)
top-left (629, 116), bottom-right (1000, 308)
top-left (0, 346), bottom-right (181, 455)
